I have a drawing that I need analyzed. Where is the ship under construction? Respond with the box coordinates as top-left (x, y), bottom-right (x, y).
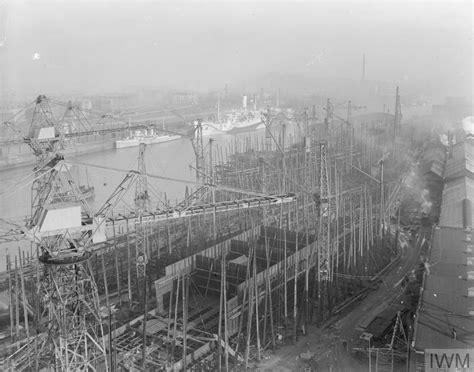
top-left (0, 88), bottom-right (449, 371)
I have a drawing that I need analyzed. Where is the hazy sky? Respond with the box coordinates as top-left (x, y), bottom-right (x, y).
top-left (1, 0), bottom-right (472, 98)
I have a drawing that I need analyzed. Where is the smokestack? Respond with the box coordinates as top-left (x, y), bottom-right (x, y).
top-left (242, 95), bottom-right (247, 110)
top-left (253, 94), bottom-right (257, 111)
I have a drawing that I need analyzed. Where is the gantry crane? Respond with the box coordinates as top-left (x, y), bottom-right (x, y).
top-left (18, 95), bottom-right (109, 371)
top-left (1, 96), bottom-right (158, 370)
top-left (1, 96), bottom-right (186, 147)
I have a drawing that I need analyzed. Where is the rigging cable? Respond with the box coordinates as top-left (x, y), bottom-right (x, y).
top-left (64, 159), bottom-right (285, 199)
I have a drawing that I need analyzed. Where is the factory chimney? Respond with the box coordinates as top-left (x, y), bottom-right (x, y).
top-left (361, 53), bottom-right (366, 82)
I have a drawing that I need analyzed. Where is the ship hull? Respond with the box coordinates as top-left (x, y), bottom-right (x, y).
top-left (116, 135), bottom-right (181, 149)
top-left (200, 111), bottom-right (263, 137)
top-left (200, 123), bottom-right (233, 136)
top-left (228, 119), bottom-right (264, 134)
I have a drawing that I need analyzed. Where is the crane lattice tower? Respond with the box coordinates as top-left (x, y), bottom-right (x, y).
top-left (23, 96), bottom-right (107, 370)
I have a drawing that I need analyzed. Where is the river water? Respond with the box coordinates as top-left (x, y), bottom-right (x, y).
top-left (0, 137), bottom-right (196, 220)
top-left (0, 125), bottom-right (300, 271)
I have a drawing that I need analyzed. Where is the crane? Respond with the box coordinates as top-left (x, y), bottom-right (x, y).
top-left (2, 95), bottom-right (297, 371)
top-left (134, 143), bottom-right (150, 283)
top-left (11, 95), bottom-right (110, 370)
top-left (0, 97), bottom-right (187, 147)
top-left (2, 95), bottom-right (216, 187)
top-left (317, 141), bottom-right (330, 322)
top-left (0, 172), bottom-right (297, 245)
top-left (192, 119), bottom-right (206, 183)
top-left (133, 142), bottom-right (150, 370)
top-left (322, 99), bottom-right (365, 141)
top-left (1, 96), bottom-right (152, 370)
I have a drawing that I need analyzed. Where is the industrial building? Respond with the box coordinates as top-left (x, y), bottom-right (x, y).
top-left (410, 136), bottom-right (474, 370)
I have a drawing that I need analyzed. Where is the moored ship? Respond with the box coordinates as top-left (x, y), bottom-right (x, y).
top-left (115, 128), bottom-right (181, 148)
top-left (197, 95), bottom-right (263, 137)
top-left (198, 110), bottom-right (263, 136)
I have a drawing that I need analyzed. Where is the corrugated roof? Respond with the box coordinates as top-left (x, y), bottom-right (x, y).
top-left (415, 312), bottom-right (474, 350)
top-left (414, 227), bottom-right (474, 350)
top-left (425, 275), bottom-right (469, 292)
top-left (439, 177), bottom-right (474, 228)
top-left (414, 139), bottom-right (474, 351)
top-left (429, 227), bottom-right (473, 264)
top-left (419, 160), bottom-right (444, 178)
top-left (445, 141), bottom-right (474, 180)
top-left (422, 146), bottom-right (446, 165)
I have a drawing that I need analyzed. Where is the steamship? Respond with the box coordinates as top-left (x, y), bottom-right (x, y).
top-left (196, 95), bottom-right (263, 137)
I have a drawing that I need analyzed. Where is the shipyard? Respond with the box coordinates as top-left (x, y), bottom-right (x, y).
top-left (0, 1), bottom-right (472, 371)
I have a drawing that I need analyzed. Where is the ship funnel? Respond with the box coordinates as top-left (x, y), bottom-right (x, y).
top-left (242, 95), bottom-right (248, 109)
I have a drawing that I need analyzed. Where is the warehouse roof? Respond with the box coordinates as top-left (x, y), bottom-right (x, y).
top-left (414, 140), bottom-right (474, 352)
top-left (444, 140), bottom-right (474, 181)
top-left (419, 159), bottom-right (445, 179)
top-left (414, 226), bottom-right (474, 351)
top-left (439, 141), bottom-right (474, 230)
